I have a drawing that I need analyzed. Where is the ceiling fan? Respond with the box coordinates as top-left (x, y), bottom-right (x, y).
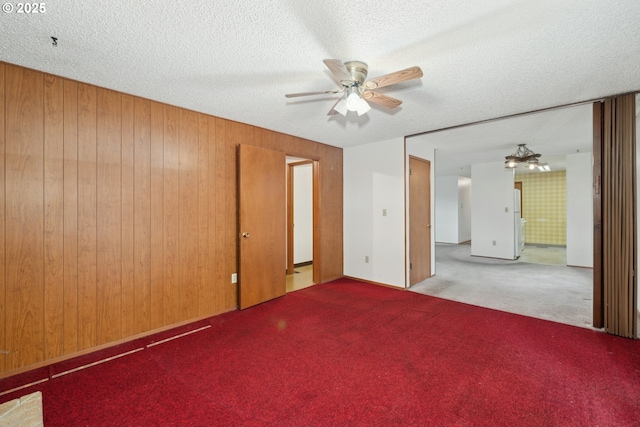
top-left (285, 59), bottom-right (423, 116)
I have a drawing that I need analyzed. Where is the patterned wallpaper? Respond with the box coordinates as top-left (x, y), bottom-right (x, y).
top-left (515, 171), bottom-right (566, 246)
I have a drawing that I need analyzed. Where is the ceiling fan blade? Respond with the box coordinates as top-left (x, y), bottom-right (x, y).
top-left (323, 59), bottom-right (354, 85)
top-left (363, 66), bottom-right (423, 90)
top-left (285, 89), bottom-right (342, 98)
top-left (362, 91), bottom-right (403, 109)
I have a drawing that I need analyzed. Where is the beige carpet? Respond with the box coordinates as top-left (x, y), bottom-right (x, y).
top-left (411, 243), bottom-right (594, 329)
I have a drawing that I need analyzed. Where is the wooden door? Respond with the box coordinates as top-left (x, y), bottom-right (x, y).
top-left (238, 144), bottom-right (286, 309)
top-left (409, 156), bottom-right (431, 286)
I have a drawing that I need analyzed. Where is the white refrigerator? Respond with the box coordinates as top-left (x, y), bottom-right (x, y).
top-left (514, 189), bottom-right (525, 259)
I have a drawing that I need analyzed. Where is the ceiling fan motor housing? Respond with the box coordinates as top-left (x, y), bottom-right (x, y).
top-left (343, 61), bottom-right (368, 85)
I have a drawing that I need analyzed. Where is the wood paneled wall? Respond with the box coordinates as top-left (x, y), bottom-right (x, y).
top-left (0, 62), bottom-right (343, 376)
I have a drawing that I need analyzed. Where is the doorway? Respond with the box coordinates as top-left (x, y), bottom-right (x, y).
top-left (405, 103), bottom-right (595, 329)
top-left (238, 147), bottom-right (321, 309)
top-left (286, 158), bottom-right (317, 292)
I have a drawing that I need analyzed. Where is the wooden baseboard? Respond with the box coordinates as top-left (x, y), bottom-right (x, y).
top-left (342, 276), bottom-right (406, 290)
top-left (0, 307), bottom-right (236, 383)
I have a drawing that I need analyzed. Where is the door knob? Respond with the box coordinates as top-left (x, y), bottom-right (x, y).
top-left (242, 232), bottom-right (250, 238)
top-left (427, 224), bottom-right (431, 228)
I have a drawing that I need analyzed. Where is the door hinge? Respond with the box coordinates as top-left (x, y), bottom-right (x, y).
top-left (409, 168), bottom-right (412, 176)
top-left (410, 262), bottom-right (413, 269)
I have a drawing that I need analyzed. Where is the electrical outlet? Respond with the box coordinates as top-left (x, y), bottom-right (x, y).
top-left (365, 256), bottom-right (369, 263)
top-left (231, 273), bottom-right (237, 284)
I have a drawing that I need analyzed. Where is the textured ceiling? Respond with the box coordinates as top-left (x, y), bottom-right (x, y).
top-left (2, 0), bottom-right (639, 148)
top-left (411, 103), bottom-right (593, 177)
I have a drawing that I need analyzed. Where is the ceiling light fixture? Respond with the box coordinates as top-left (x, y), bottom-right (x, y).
top-left (504, 144), bottom-right (549, 171)
top-left (346, 88), bottom-right (361, 111)
top-left (335, 86), bottom-right (370, 117)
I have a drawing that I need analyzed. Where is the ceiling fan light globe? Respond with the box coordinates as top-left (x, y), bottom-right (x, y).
top-left (356, 99), bottom-right (371, 116)
top-left (334, 98), bottom-right (348, 116)
top-left (346, 92), bottom-right (361, 112)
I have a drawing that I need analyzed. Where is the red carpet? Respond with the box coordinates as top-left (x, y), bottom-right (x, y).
top-left (1, 278), bottom-right (639, 426)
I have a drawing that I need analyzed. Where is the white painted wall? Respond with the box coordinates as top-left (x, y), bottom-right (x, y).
top-left (459, 177), bottom-right (472, 242)
top-left (435, 176), bottom-right (459, 243)
top-left (406, 139), bottom-right (436, 281)
top-left (471, 162), bottom-right (516, 259)
top-left (435, 176), bottom-right (472, 243)
top-left (566, 152), bottom-right (593, 267)
top-left (343, 137), bottom-right (405, 287)
top-left (293, 163), bottom-right (313, 264)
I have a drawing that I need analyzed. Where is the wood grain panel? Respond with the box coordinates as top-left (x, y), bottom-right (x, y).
top-left (163, 105), bottom-right (180, 325)
top-left (96, 88), bottom-right (122, 345)
top-left (62, 79), bottom-right (78, 354)
top-left (43, 74), bottom-right (65, 359)
top-left (207, 116), bottom-right (219, 313)
top-left (214, 118), bottom-right (230, 311)
top-left (120, 94), bottom-right (135, 337)
top-left (5, 65), bottom-right (45, 370)
top-left (198, 113), bottom-right (213, 316)
top-left (77, 83), bottom-right (98, 350)
top-left (320, 148), bottom-right (344, 282)
top-left (150, 102), bottom-right (165, 329)
top-left (256, 129), bottom-right (282, 150)
top-left (133, 98), bottom-right (152, 334)
top-left (253, 127), bottom-right (266, 149)
top-left (179, 109), bottom-right (199, 320)
top-left (0, 63), bottom-right (5, 373)
top-left (0, 62), bottom-right (344, 378)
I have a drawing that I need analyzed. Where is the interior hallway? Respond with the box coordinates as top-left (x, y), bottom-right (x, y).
top-left (410, 243), bottom-right (594, 329)
top-left (287, 264), bottom-right (314, 293)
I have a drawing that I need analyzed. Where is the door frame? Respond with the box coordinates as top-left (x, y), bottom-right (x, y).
top-left (286, 158), bottom-right (320, 285)
top-left (286, 160), bottom-right (313, 275)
